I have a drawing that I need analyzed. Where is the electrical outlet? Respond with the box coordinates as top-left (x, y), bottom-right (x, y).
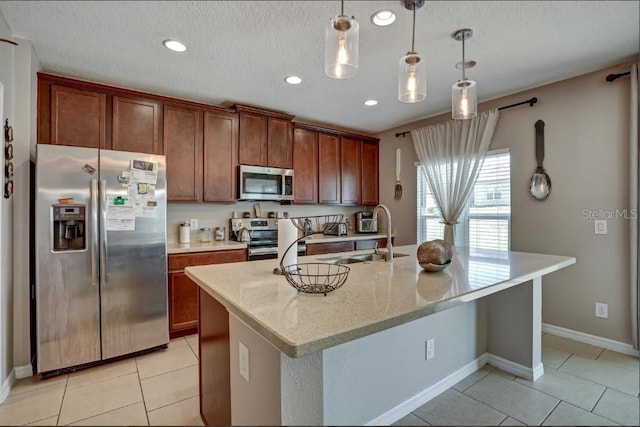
top-left (190, 219), bottom-right (199, 231)
top-left (239, 342), bottom-right (250, 382)
top-left (426, 338), bottom-right (435, 360)
top-left (594, 220), bottom-right (607, 235)
top-left (595, 302), bottom-right (608, 319)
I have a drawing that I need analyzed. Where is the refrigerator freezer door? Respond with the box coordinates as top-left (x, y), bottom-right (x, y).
top-left (99, 150), bottom-right (168, 359)
top-left (36, 144), bottom-right (101, 373)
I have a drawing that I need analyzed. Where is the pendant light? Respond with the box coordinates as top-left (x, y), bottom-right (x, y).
top-left (398, 0), bottom-right (426, 103)
top-left (452, 28), bottom-right (477, 120)
top-left (325, 0), bottom-right (359, 79)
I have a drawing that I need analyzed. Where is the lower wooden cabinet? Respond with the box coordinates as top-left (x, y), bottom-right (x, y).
top-left (168, 249), bottom-right (246, 337)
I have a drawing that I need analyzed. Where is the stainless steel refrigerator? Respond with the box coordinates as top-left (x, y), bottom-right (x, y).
top-left (35, 144), bottom-right (168, 375)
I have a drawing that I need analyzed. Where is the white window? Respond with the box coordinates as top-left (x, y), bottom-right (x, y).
top-left (416, 149), bottom-right (511, 251)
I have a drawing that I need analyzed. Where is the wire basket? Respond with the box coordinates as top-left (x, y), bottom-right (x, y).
top-left (281, 262), bottom-right (350, 296)
top-left (278, 215), bottom-right (350, 295)
top-left (289, 214), bottom-right (344, 236)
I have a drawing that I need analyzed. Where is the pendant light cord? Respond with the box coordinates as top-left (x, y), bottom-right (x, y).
top-left (411, 4), bottom-right (416, 53)
top-left (341, 0), bottom-right (344, 16)
top-left (461, 35), bottom-right (466, 80)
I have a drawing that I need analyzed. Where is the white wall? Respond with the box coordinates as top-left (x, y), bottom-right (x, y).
top-left (377, 62), bottom-right (638, 344)
top-left (0, 10), bottom-right (16, 388)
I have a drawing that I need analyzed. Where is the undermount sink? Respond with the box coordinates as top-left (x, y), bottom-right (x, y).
top-left (320, 252), bottom-right (409, 265)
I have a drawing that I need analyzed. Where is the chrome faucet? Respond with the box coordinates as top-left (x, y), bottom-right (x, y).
top-left (372, 204), bottom-right (393, 262)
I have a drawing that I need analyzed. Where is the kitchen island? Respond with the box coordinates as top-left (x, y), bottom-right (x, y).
top-left (186, 245), bottom-right (575, 425)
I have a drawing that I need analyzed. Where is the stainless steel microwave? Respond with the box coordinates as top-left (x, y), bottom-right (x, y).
top-left (239, 165), bottom-right (294, 201)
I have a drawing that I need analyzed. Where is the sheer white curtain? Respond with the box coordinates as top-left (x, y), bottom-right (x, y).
top-left (630, 63), bottom-right (639, 350)
top-left (412, 109), bottom-right (500, 245)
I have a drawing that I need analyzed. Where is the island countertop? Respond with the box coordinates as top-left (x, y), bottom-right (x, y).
top-left (185, 245), bottom-right (575, 358)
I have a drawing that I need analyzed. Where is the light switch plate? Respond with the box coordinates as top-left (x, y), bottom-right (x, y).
top-left (190, 219), bottom-right (199, 231)
top-left (595, 302), bottom-right (608, 319)
top-left (239, 342), bottom-right (250, 382)
top-left (594, 220), bottom-right (607, 235)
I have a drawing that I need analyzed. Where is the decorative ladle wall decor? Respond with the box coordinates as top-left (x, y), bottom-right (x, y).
top-left (529, 119), bottom-right (551, 200)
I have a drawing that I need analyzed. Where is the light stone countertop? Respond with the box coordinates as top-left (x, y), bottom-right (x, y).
top-left (185, 245), bottom-right (575, 358)
top-left (167, 240), bottom-right (247, 254)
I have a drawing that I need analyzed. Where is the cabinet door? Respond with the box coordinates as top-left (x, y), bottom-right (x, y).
top-left (112, 96), bottom-right (162, 154)
top-left (169, 272), bottom-right (199, 333)
top-left (293, 128), bottom-right (318, 203)
top-left (238, 111), bottom-right (267, 166)
top-left (267, 117), bottom-right (293, 168)
top-left (203, 111), bottom-right (238, 202)
top-left (51, 85), bottom-right (106, 148)
top-left (341, 137), bottom-right (362, 205)
top-left (318, 133), bottom-right (341, 204)
top-left (164, 105), bottom-right (203, 202)
top-left (306, 241), bottom-right (355, 256)
top-left (361, 140), bottom-right (379, 206)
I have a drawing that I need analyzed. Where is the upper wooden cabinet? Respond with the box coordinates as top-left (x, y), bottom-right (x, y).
top-left (361, 140), bottom-right (379, 206)
top-left (292, 127), bottom-right (318, 204)
top-left (112, 96), bottom-right (162, 154)
top-left (203, 110), bottom-right (238, 202)
top-left (50, 85), bottom-right (106, 148)
top-left (164, 104), bottom-right (203, 202)
top-left (340, 137), bottom-right (362, 205)
top-left (235, 105), bottom-right (294, 169)
top-left (318, 132), bottom-right (341, 204)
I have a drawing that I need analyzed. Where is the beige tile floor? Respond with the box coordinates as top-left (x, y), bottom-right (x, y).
top-left (0, 335), bottom-right (202, 426)
top-left (0, 334), bottom-right (637, 426)
top-left (394, 334), bottom-right (639, 426)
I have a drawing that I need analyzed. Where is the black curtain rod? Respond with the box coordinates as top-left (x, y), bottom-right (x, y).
top-left (606, 71), bottom-right (630, 82)
top-left (395, 96), bottom-right (538, 138)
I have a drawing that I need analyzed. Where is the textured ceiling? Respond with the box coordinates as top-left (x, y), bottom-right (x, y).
top-left (1, 1), bottom-right (638, 133)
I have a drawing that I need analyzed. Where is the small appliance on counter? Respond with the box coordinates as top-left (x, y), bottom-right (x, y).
top-left (356, 211), bottom-right (378, 233)
top-left (324, 221), bottom-right (348, 236)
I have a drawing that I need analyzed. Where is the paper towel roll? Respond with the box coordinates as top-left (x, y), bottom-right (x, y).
top-left (278, 219), bottom-right (298, 272)
top-left (179, 223), bottom-right (190, 244)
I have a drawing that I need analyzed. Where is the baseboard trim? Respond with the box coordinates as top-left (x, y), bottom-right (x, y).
top-left (0, 369), bottom-right (16, 404)
top-left (487, 354), bottom-right (541, 381)
top-left (365, 354), bottom-right (489, 426)
top-left (542, 323), bottom-right (640, 357)
top-left (14, 364), bottom-right (33, 380)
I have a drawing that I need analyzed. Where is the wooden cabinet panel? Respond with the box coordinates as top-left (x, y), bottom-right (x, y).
top-left (341, 137), bottom-right (362, 205)
top-left (238, 111), bottom-right (267, 166)
top-left (51, 85), bottom-right (106, 148)
top-left (169, 272), bottom-right (199, 332)
top-left (306, 241), bottom-right (355, 256)
top-left (267, 117), bottom-right (293, 168)
top-left (318, 133), bottom-right (341, 204)
top-left (361, 140), bottom-right (379, 206)
top-left (164, 105), bottom-right (202, 202)
top-left (112, 96), bottom-right (161, 154)
top-left (203, 111), bottom-right (238, 202)
top-left (168, 249), bottom-right (246, 337)
top-left (293, 128), bottom-right (318, 203)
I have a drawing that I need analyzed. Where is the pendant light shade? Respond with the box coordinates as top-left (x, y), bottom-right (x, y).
top-left (398, 53), bottom-right (426, 103)
top-left (398, 0), bottom-right (426, 103)
top-left (452, 28), bottom-right (477, 120)
top-left (325, 1), bottom-right (359, 79)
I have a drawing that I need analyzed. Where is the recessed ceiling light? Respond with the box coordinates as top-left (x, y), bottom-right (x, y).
top-left (285, 75), bottom-right (302, 85)
top-left (364, 99), bottom-right (378, 106)
top-left (371, 10), bottom-right (396, 27)
top-left (163, 39), bottom-right (187, 52)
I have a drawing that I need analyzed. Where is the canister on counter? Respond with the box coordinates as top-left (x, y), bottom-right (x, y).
top-left (214, 226), bottom-right (226, 241)
top-left (199, 227), bottom-right (212, 242)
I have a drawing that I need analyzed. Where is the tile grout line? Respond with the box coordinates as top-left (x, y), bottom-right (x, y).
top-left (146, 394), bottom-right (200, 415)
top-left (458, 385), bottom-right (518, 423)
top-left (539, 398), bottom-right (562, 426)
top-left (589, 385), bottom-right (608, 413)
top-left (555, 355), bottom-right (639, 398)
top-left (59, 401), bottom-right (143, 427)
top-left (55, 375), bottom-right (69, 426)
top-left (137, 361), bottom-right (199, 382)
top-left (135, 358), bottom-right (151, 426)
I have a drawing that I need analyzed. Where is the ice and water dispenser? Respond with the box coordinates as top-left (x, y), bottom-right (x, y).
top-left (52, 204), bottom-right (86, 251)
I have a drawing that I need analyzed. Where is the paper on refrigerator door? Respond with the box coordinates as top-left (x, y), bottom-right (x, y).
top-left (105, 195), bottom-right (135, 231)
top-left (129, 159), bottom-right (158, 185)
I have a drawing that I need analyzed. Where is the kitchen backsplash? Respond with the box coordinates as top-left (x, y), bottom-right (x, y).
top-left (167, 202), bottom-right (366, 243)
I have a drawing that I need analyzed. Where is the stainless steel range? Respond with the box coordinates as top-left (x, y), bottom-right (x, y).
top-left (230, 218), bottom-right (306, 261)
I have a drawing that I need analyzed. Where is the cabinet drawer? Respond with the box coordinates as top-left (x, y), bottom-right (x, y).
top-left (168, 249), bottom-right (246, 271)
top-left (306, 241), bottom-right (355, 256)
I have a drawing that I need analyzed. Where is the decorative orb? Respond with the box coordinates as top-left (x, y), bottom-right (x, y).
top-left (417, 239), bottom-right (453, 272)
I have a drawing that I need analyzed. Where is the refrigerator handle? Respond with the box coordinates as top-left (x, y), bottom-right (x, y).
top-left (99, 179), bottom-right (108, 284)
top-left (90, 179), bottom-right (99, 286)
